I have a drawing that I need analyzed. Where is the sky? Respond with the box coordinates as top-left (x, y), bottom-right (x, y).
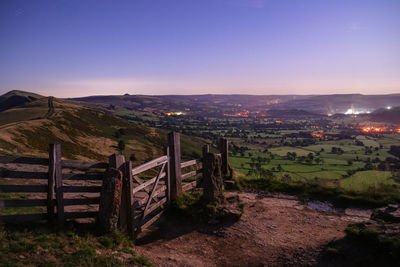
top-left (0, 0), bottom-right (399, 97)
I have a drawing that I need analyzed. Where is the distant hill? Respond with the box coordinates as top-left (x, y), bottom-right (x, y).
top-left (70, 93), bottom-right (400, 115)
top-left (369, 107), bottom-right (400, 124)
top-left (0, 90), bottom-right (44, 112)
top-left (0, 92), bottom-right (205, 161)
top-left (70, 94), bottom-right (305, 114)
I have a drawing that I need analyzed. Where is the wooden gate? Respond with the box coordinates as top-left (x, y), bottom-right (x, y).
top-left (130, 154), bottom-right (169, 236)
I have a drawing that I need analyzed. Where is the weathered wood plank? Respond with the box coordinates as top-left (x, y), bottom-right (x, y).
top-left (131, 155), bottom-right (168, 176)
top-left (180, 158), bottom-right (202, 168)
top-left (0, 185), bottom-right (48, 193)
top-left (62, 173), bottom-right (105, 180)
top-left (64, 211), bottom-right (98, 219)
top-left (0, 156), bottom-right (48, 165)
top-left (137, 186), bottom-right (166, 206)
top-left (182, 169), bottom-right (203, 179)
top-left (62, 186), bottom-right (102, 193)
top-left (140, 209), bottom-right (165, 230)
top-left (0, 199), bottom-right (50, 207)
top-left (143, 198), bottom-right (167, 218)
top-left (168, 131), bottom-right (182, 200)
top-left (48, 144), bottom-right (56, 218)
top-left (131, 173), bottom-right (166, 195)
top-left (0, 169), bottom-right (48, 179)
top-left (63, 198), bottom-right (100, 205)
top-left (61, 160), bottom-right (108, 169)
top-left (53, 144), bottom-right (64, 224)
top-left (152, 185), bottom-right (167, 199)
top-left (182, 181), bottom-right (197, 192)
top-left (0, 213), bottom-right (48, 223)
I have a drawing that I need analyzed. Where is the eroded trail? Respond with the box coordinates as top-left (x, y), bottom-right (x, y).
top-left (135, 192), bottom-right (370, 267)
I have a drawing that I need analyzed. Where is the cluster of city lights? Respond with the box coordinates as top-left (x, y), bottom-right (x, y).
top-left (223, 111), bottom-right (249, 117)
top-left (311, 133), bottom-right (324, 138)
top-left (362, 127), bottom-right (384, 133)
top-left (165, 112), bottom-right (184, 116)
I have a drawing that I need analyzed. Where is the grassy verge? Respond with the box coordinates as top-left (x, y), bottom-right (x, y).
top-left (238, 176), bottom-right (400, 208)
top-left (173, 191), bottom-right (220, 220)
top-left (0, 222), bottom-right (153, 267)
top-left (322, 223), bottom-right (400, 266)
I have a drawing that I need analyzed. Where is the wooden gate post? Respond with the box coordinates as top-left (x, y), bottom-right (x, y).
top-left (202, 144), bottom-right (210, 159)
top-left (48, 144), bottom-right (64, 224)
top-left (99, 154), bottom-right (125, 232)
top-left (168, 132), bottom-right (182, 201)
top-left (219, 138), bottom-right (229, 176)
top-left (123, 160), bottom-right (134, 236)
top-left (111, 154), bottom-right (128, 230)
top-left (202, 152), bottom-right (223, 203)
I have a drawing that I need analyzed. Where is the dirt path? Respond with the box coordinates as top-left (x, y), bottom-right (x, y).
top-left (135, 192), bottom-right (370, 267)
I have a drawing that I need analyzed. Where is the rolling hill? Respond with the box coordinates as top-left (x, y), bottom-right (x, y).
top-left (0, 90), bottom-right (44, 112)
top-left (369, 107), bottom-right (400, 124)
top-left (0, 91), bottom-right (206, 162)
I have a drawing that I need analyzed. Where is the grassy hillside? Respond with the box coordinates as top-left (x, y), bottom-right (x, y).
top-left (0, 90), bottom-right (44, 112)
top-left (0, 92), bottom-right (206, 162)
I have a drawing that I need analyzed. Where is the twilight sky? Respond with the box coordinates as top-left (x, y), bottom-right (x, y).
top-left (0, 0), bottom-right (399, 97)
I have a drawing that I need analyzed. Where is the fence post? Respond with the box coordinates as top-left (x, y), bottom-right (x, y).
top-left (123, 160), bottom-right (134, 236)
top-left (47, 144), bottom-right (56, 220)
top-left (165, 146), bottom-right (171, 206)
top-left (202, 152), bottom-right (223, 202)
top-left (219, 138), bottom-right (229, 176)
top-left (202, 144), bottom-right (210, 159)
top-left (168, 132), bottom-right (182, 201)
top-left (109, 154), bottom-right (127, 230)
top-left (49, 144), bottom-right (64, 224)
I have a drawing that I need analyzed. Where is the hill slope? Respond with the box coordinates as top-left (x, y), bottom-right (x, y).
top-left (273, 94), bottom-right (400, 114)
top-left (0, 93), bottom-right (205, 161)
top-left (0, 90), bottom-right (44, 112)
top-left (369, 106), bottom-right (400, 124)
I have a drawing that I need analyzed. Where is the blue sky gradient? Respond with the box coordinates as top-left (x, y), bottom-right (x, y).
top-left (0, 0), bottom-right (399, 97)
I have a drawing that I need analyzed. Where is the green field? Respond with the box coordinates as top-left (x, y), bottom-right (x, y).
top-left (229, 133), bottom-right (400, 193)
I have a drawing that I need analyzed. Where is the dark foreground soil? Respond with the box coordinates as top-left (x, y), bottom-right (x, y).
top-left (135, 192), bottom-right (371, 267)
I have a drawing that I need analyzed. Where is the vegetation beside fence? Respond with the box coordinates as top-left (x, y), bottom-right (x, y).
top-left (238, 175), bottom-right (400, 208)
top-left (0, 221), bottom-right (152, 267)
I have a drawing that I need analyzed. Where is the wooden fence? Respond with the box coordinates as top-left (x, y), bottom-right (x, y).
top-left (0, 132), bottom-right (229, 234)
top-left (0, 144), bottom-right (108, 223)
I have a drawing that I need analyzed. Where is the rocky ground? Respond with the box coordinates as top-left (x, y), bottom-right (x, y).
top-left (135, 192), bottom-right (371, 267)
